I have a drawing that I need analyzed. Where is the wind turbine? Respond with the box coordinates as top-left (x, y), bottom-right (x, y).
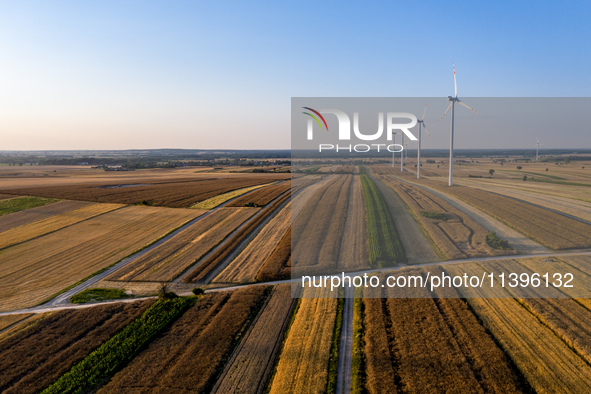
top-left (535, 138), bottom-right (542, 161)
top-left (391, 132), bottom-right (397, 167)
top-left (401, 133), bottom-right (405, 172)
top-left (439, 63), bottom-right (479, 186)
top-left (417, 100), bottom-right (432, 179)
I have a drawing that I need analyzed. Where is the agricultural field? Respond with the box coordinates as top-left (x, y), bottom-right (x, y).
top-left (360, 268), bottom-right (529, 393)
top-left (214, 202), bottom-right (290, 284)
top-left (0, 200), bottom-right (93, 233)
top-left (0, 300), bottom-right (153, 394)
top-left (0, 205), bottom-right (201, 312)
top-left (1, 175), bottom-right (289, 208)
top-left (106, 207), bottom-right (256, 282)
top-left (0, 203), bottom-right (123, 250)
top-left (359, 172), bottom-right (405, 267)
top-left (227, 180), bottom-right (290, 207)
top-left (191, 182), bottom-right (274, 209)
top-left (379, 176), bottom-right (510, 259)
top-left (255, 226), bottom-right (292, 282)
top-left (268, 287), bottom-right (339, 394)
top-left (0, 314), bottom-right (33, 334)
top-left (212, 284), bottom-right (298, 394)
top-left (0, 196), bottom-right (59, 216)
top-left (96, 287), bottom-right (268, 394)
top-left (420, 180), bottom-right (591, 249)
top-left (445, 262), bottom-right (591, 393)
top-left (338, 174), bottom-right (370, 271)
top-left (291, 174), bottom-right (352, 275)
top-left (184, 190), bottom-right (291, 283)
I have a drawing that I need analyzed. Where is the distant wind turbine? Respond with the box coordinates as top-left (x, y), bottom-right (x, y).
top-left (535, 138), bottom-right (542, 161)
top-left (391, 132), bottom-right (397, 167)
top-left (401, 133), bottom-right (405, 172)
top-left (417, 100), bottom-right (432, 179)
top-left (440, 63), bottom-right (479, 186)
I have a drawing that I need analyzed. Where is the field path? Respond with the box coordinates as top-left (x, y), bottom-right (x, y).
top-left (367, 171), bottom-right (440, 264)
top-left (391, 175), bottom-right (550, 254)
top-left (3, 249), bottom-right (591, 317)
top-left (336, 285), bottom-right (354, 394)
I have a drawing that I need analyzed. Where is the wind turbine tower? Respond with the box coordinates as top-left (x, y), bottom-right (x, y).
top-left (535, 138), bottom-right (542, 161)
top-left (440, 63), bottom-right (479, 186)
top-left (417, 100), bottom-right (432, 179)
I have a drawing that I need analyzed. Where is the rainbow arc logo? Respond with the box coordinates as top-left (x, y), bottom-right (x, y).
top-left (302, 107), bottom-right (328, 131)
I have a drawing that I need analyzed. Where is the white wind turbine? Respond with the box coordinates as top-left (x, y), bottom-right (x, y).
top-left (391, 132), bottom-right (398, 167)
top-left (535, 138), bottom-right (542, 161)
top-left (440, 63), bottom-right (479, 186)
top-left (416, 100), bottom-right (432, 179)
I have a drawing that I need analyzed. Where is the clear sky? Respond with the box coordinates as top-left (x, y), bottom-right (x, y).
top-left (1, 1), bottom-right (590, 150)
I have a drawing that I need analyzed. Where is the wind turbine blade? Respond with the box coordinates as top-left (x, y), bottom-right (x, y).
top-left (423, 123), bottom-right (433, 140)
top-left (458, 100), bottom-right (479, 115)
top-left (453, 62), bottom-right (457, 97)
top-left (439, 103), bottom-right (453, 120)
top-left (422, 100), bottom-right (428, 121)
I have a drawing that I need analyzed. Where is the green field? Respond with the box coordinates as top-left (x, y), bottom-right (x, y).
top-left (359, 170), bottom-right (405, 266)
top-left (0, 196), bottom-right (60, 216)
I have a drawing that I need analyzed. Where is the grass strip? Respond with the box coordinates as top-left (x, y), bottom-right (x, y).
top-left (326, 294), bottom-right (345, 394)
top-left (529, 178), bottom-right (591, 187)
top-left (0, 196), bottom-right (59, 216)
top-left (69, 288), bottom-right (130, 304)
top-left (351, 295), bottom-right (367, 394)
top-left (41, 297), bottom-right (193, 394)
top-left (359, 173), bottom-right (405, 267)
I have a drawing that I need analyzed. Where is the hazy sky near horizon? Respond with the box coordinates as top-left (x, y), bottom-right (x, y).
top-left (1, 1), bottom-right (590, 150)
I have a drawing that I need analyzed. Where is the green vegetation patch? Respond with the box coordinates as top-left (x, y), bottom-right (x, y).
top-left (351, 296), bottom-right (367, 394)
top-left (360, 173), bottom-right (406, 267)
top-left (486, 231), bottom-right (512, 250)
top-left (420, 211), bottom-right (448, 221)
top-left (0, 196), bottom-right (59, 216)
top-left (41, 297), bottom-right (193, 394)
top-left (70, 288), bottom-right (130, 304)
top-left (326, 295), bottom-right (345, 394)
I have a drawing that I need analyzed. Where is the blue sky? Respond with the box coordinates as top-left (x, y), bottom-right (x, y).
top-left (1, 1), bottom-right (589, 150)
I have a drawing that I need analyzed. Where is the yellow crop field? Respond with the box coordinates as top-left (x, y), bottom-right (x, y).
top-left (0, 206), bottom-right (201, 312)
top-left (268, 287), bottom-right (338, 394)
top-left (107, 207), bottom-right (256, 282)
top-left (190, 182), bottom-right (274, 209)
top-left (0, 203), bottom-right (123, 250)
top-left (446, 263), bottom-right (591, 393)
top-left (214, 202), bottom-right (290, 284)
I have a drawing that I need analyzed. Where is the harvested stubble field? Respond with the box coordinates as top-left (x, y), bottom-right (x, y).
top-left (256, 226), bottom-right (291, 282)
top-left (96, 287), bottom-right (268, 394)
top-left (0, 203), bottom-right (123, 250)
top-left (379, 176), bottom-right (510, 259)
top-left (106, 207), bottom-right (256, 282)
top-left (0, 200), bottom-right (93, 233)
top-left (339, 174), bottom-right (369, 271)
top-left (361, 270), bottom-right (528, 394)
top-left (268, 287), bottom-right (339, 394)
top-left (446, 263), bottom-right (591, 393)
top-left (0, 206), bottom-right (201, 312)
top-left (191, 182), bottom-right (274, 209)
top-left (0, 300), bottom-right (153, 394)
top-left (417, 179), bottom-right (591, 249)
top-left (291, 174), bottom-right (352, 275)
top-left (227, 181), bottom-right (291, 207)
top-left (212, 284), bottom-right (298, 394)
top-left (360, 172), bottom-right (405, 267)
top-left (0, 314), bottom-right (33, 333)
top-left (184, 190), bottom-right (291, 283)
top-left (214, 202), bottom-right (290, 284)
top-left (1, 176), bottom-right (288, 208)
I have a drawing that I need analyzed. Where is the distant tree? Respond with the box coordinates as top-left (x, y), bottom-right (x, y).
top-left (523, 175), bottom-right (528, 181)
top-left (437, 165), bottom-right (440, 168)
top-left (500, 162), bottom-right (504, 166)
top-left (546, 168), bottom-right (549, 172)
top-left (489, 169), bottom-right (495, 176)
top-left (583, 167), bottom-right (585, 169)
top-left (517, 166), bottom-right (522, 170)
